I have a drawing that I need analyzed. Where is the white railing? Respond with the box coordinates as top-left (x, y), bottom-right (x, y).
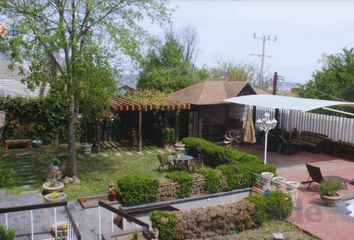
top-left (256, 107), bottom-right (354, 144)
top-left (0, 202), bottom-right (81, 240)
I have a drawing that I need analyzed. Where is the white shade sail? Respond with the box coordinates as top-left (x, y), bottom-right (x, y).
top-left (224, 95), bottom-right (354, 112)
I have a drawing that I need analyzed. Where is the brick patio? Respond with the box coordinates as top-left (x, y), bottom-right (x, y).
top-left (238, 144), bottom-right (354, 240)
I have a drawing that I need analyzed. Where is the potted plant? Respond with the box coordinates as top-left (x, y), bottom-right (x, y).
top-left (319, 180), bottom-right (343, 207)
top-left (44, 191), bottom-right (67, 203)
top-left (43, 178), bottom-right (64, 193)
top-left (162, 128), bottom-right (175, 148)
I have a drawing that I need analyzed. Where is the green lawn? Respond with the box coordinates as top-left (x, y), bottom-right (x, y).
top-left (0, 145), bottom-right (166, 200)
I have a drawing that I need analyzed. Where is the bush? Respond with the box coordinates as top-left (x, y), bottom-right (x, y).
top-left (182, 137), bottom-right (261, 167)
top-left (166, 171), bottom-right (194, 198)
top-left (176, 200), bottom-right (258, 239)
top-left (150, 211), bottom-right (179, 240)
top-left (197, 167), bottom-right (222, 193)
top-left (0, 96), bottom-right (68, 144)
top-left (246, 190), bottom-right (293, 224)
top-left (0, 225), bottom-right (16, 240)
top-left (218, 162), bottom-right (276, 190)
top-left (117, 175), bottom-right (159, 206)
top-left (162, 128), bottom-right (175, 145)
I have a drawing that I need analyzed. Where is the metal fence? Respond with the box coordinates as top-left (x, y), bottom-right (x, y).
top-left (256, 107), bottom-right (354, 144)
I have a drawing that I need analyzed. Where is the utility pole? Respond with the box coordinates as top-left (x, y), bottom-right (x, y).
top-left (251, 33), bottom-right (277, 86)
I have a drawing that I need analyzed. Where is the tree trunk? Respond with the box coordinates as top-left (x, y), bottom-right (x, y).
top-left (67, 97), bottom-right (77, 176)
top-left (96, 117), bottom-right (101, 153)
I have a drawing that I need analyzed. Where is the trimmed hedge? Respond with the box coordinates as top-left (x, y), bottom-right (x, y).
top-left (182, 137), bottom-right (261, 167)
top-left (150, 192), bottom-right (293, 240)
top-left (197, 167), bottom-right (222, 193)
top-left (117, 175), bottom-right (159, 206)
top-left (150, 211), bottom-right (179, 240)
top-left (166, 171), bottom-right (194, 198)
top-left (246, 190), bottom-right (293, 224)
top-left (218, 162), bottom-right (276, 190)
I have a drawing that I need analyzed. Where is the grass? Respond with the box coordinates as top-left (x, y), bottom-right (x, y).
top-left (0, 145), bottom-right (166, 200)
top-left (210, 220), bottom-right (319, 240)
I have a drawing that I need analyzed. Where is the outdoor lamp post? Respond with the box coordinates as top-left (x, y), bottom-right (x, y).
top-left (255, 112), bottom-right (277, 165)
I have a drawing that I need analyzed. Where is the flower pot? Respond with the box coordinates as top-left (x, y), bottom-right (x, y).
top-left (175, 143), bottom-right (186, 152)
top-left (286, 181), bottom-right (300, 191)
top-left (44, 192), bottom-right (67, 203)
top-left (272, 176), bottom-right (286, 189)
top-left (32, 140), bottom-right (42, 148)
top-left (81, 143), bottom-right (92, 154)
top-left (321, 193), bottom-right (342, 207)
top-left (43, 181), bottom-right (64, 193)
top-left (261, 172), bottom-right (274, 183)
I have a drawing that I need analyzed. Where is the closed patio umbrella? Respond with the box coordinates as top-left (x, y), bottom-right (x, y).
top-left (243, 109), bottom-right (256, 144)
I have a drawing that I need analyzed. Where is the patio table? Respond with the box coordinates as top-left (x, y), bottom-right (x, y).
top-left (168, 154), bottom-right (193, 171)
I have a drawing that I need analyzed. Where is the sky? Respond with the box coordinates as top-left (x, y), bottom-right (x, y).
top-left (148, 1), bottom-right (354, 84)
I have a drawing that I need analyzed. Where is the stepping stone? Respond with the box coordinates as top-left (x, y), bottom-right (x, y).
top-left (146, 151), bottom-right (152, 154)
top-left (17, 151), bottom-right (33, 157)
top-left (125, 152), bottom-right (133, 156)
top-left (114, 152), bottom-right (122, 157)
top-left (137, 151), bottom-right (143, 155)
top-left (99, 153), bottom-right (109, 157)
top-left (89, 153), bottom-right (96, 157)
top-left (156, 149), bottom-right (165, 153)
top-left (166, 148), bottom-right (175, 153)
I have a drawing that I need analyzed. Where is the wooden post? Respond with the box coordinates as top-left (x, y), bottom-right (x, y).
top-left (175, 110), bottom-right (180, 142)
top-left (138, 110), bottom-right (143, 152)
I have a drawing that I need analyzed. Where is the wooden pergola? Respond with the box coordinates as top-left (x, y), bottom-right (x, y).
top-left (111, 97), bottom-right (190, 151)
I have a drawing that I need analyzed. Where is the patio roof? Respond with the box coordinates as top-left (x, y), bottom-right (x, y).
top-left (111, 97), bottom-right (190, 111)
top-left (224, 95), bottom-right (354, 112)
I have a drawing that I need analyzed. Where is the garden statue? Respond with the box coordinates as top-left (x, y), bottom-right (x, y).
top-left (107, 182), bottom-right (118, 201)
top-left (47, 158), bottom-right (63, 181)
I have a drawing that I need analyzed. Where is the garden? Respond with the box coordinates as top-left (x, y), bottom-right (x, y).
top-left (0, 133), bottom-right (319, 239)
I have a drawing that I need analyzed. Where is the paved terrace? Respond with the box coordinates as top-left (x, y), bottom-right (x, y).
top-left (239, 144), bottom-right (354, 240)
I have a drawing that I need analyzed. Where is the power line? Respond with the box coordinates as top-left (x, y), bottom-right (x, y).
top-left (251, 33), bottom-right (276, 85)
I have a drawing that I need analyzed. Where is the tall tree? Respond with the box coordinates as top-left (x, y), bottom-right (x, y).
top-left (137, 29), bottom-right (207, 93)
top-left (209, 60), bottom-right (258, 83)
top-left (177, 26), bottom-right (199, 67)
top-left (293, 48), bottom-right (354, 102)
top-left (0, 0), bottom-right (169, 176)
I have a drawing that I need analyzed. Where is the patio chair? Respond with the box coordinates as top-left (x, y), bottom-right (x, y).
top-left (157, 153), bottom-right (173, 171)
top-left (278, 136), bottom-right (298, 155)
top-left (302, 163), bottom-right (348, 190)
